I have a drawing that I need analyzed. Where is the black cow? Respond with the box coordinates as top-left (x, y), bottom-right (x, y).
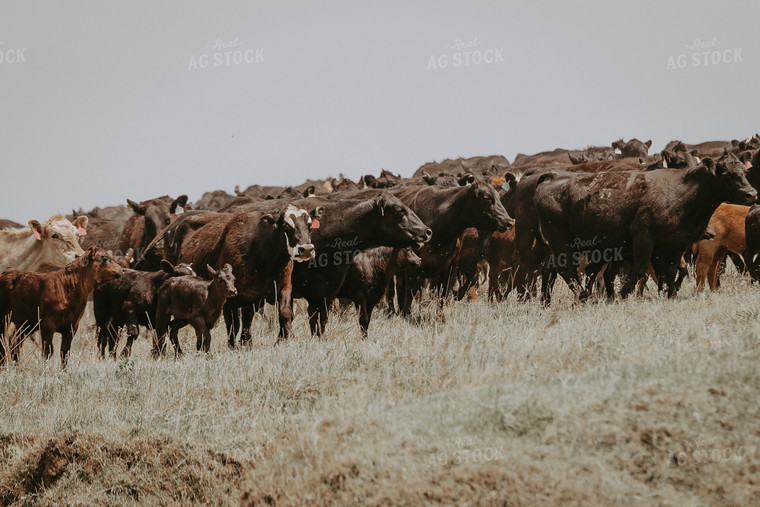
top-left (533, 153), bottom-right (756, 300)
top-left (291, 194), bottom-right (431, 336)
top-left (336, 247), bottom-right (422, 336)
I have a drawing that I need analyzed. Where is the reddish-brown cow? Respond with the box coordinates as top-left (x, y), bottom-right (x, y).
top-left (0, 247), bottom-right (123, 367)
top-left (693, 204), bottom-right (750, 291)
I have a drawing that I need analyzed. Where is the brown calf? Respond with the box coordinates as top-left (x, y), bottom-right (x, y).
top-left (0, 247), bottom-right (123, 367)
top-left (154, 264), bottom-right (237, 356)
top-left (693, 203), bottom-right (750, 291)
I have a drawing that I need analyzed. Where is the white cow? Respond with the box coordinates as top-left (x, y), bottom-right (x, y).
top-left (0, 215), bottom-right (88, 272)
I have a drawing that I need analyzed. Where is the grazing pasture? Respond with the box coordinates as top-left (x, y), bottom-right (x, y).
top-left (1, 269), bottom-right (759, 505)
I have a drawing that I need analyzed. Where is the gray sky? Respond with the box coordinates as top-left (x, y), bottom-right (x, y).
top-left (1, 0), bottom-right (758, 223)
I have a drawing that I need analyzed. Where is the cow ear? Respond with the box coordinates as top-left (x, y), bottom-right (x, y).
top-left (161, 259), bottom-right (176, 274)
top-left (224, 263), bottom-right (233, 273)
top-left (88, 246), bottom-right (98, 259)
top-left (303, 185), bottom-right (316, 197)
top-left (503, 172), bottom-right (517, 192)
top-left (458, 173), bottom-right (475, 186)
top-left (645, 140), bottom-right (652, 149)
top-left (73, 215), bottom-right (88, 236)
top-left (421, 171), bottom-right (435, 185)
top-left (207, 264), bottom-right (217, 276)
top-left (260, 214), bottom-right (276, 225)
top-left (170, 195), bottom-right (189, 214)
top-left (28, 220), bottom-right (45, 240)
top-left (127, 199), bottom-right (146, 215)
top-left (701, 157), bottom-right (716, 175)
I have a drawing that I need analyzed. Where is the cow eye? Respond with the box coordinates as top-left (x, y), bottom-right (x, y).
top-left (52, 233), bottom-right (60, 239)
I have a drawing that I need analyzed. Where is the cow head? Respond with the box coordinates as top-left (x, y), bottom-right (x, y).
top-left (612, 139), bottom-right (652, 159)
top-left (661, 141), bottom-right (699, 169)
top-left (208, 263), bottom-right (237, 297)
top-left (394, 246), bottom-right (423, 271)
top-left (371, 194), bottom-right (432, 247)
top-left (79, 247), bottom-right (123, 286)
top-left (745, 150), bottom-right (760, 191)
top-left (463, 180), bottom-right (514, 232)
top-left (126, 194), bottom-right (189, 244)
top-left (108, 248), bottom-right (134, 268)
top-left (262, 204), bottom-right (319, 262)
top-left (499, 172), bottom-right (519, 217)
top-left (28, 215), bottom-right (88, 270)
top-left (693, 152), bottom-right (757, 205)
top-left (160, 259), bottom-right (196, 277)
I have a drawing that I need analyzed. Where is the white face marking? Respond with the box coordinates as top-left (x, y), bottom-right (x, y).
top-left (284, 216), bottom-right (295, 228)
top-left (695, 156), bottom-right (701, 164)
top-left (614, 148), bottom-right (622, 155)
top-left (663, 158), bottom-right (668, 168)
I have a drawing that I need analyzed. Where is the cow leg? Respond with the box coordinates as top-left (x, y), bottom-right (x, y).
top-left (41, 324), bottom-right (55, 361)
top-left (384, 277), bottom-right (397, 315)
top-left (488, 262), bottom-right (502, 302)
top-left (540, 266), bottom-right (557, 306)
top-left (59, 327), bottom-right (74, 369)
top-left (169, 320), bottom-right (184, 357)
top-left (307, 301), bottom-right (328, 337)
top-left (97, 323), bottom-right (110, 359)
top-left (106, 324), bottom-right (120, 360)
top-left (239, 304), bottom-right (257, 347)
top-left (674, 255), bottom-right (688, 292)
top-left (276, 262), bottom-right (295, 342)
top-left (695, 246), bottom-right (712, 292)
top-left (664, 261), bottom-right (680, 298)
top-left (153, 306), bottom-right (170, 358)
top-left (620, 236), bottom-right (653, 299)
top-left (396, 275), bottom-right (414, 317)
top-left (358, 298), bottom-right (372, 339)
top-left (120, 323), bottom-right (139, 359)
top-left (0, 329), bottom-right (6, 366)
top-left (708, 248), bottom-right (728, 291)
top-left (192, 320), bottom-right (211, 353)
top-left (727, 251), bottom-right (746, 274)
top-left (223, 301), bottom-right (240, 349)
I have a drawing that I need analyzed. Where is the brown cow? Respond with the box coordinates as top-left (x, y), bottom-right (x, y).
top-left (154, 264), bottom-right (237, 356)
top-left (693, 204), bottom-right (750, 291)
top-left (0, 247), bottom-right (123, 367)
top-left (0, 215), bottom-right (88, 272)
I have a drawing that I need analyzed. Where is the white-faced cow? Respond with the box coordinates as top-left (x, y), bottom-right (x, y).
top-left (0, 215), bottom-right (88, 273)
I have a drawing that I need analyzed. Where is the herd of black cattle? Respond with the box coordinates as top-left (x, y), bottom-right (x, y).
top-left (2, 135), bottom-right (760, 366)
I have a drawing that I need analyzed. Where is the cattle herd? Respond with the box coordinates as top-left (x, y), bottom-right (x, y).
top-left (2, 135), bottom-right (760, 367)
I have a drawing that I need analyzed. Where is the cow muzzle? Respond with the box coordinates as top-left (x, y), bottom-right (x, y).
top-left (498, 218), bottom-right (515, 232)
top-left (293, 243), bottom-right (316, 262)
top-left (745, 190), bottom-right (758, 204)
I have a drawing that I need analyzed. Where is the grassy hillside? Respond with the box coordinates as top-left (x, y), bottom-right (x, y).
top-left (1, 273), bottom-right (759, 505)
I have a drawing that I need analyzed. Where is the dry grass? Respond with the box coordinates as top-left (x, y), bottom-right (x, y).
top-left (1, 270), bottom-right (760, 505)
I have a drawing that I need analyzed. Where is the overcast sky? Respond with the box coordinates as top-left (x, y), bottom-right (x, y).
top-left (1, 0), bottom-right (758, 223)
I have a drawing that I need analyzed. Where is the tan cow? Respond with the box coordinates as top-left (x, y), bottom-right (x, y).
top-left (0, 215), bottom-right (88, 272)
